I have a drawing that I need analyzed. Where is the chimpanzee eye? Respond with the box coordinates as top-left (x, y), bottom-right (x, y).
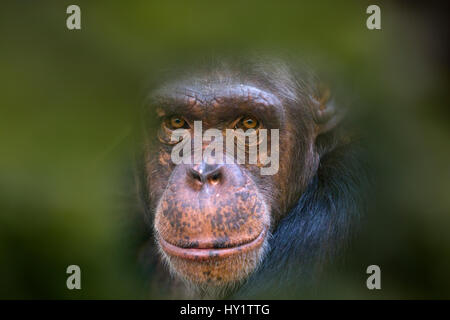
top-left (167, 116), bottom-right (188, 129)
top-left (237, 116), bottom-right (259, 130)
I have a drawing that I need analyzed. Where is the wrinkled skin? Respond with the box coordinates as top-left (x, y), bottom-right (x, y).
top-left (140, 61), bottom-right (337, 296)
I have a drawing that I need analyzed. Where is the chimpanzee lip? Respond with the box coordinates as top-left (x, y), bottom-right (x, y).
top-left (159, 227), bottom-right (267, 261)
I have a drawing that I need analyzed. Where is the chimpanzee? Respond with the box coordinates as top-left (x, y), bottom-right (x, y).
top-left (135, 57), bottom-right (367, 299)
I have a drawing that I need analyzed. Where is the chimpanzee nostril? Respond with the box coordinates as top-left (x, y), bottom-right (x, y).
top-left (207, 170), bottom-right (222, 185)
top-left (188, 168), bottom-right (203, 183)
top-left (187, 163), bottom-right (224, 186)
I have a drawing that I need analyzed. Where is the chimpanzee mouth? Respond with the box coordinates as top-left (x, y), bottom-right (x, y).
top-left (159, 227), bottom-right (267, 261)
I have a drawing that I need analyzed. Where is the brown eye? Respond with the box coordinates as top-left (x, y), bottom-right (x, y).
top-left (168, 116), bottom-right (187, 129)
top-left (240, 116), bottom-right (259, 129)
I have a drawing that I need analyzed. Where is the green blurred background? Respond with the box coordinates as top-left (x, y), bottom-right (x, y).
top-left (0, 1), bottom-right (448, 299)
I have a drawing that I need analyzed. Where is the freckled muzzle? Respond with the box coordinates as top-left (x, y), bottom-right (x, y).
top-left (154, 163), bottom-right (270, 285)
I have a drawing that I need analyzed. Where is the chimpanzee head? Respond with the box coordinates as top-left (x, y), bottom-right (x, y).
top-left (140, 60), bottom-right (340, 294)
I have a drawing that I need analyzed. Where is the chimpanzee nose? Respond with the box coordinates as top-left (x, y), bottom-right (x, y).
top-left (187, 162), bottom-right (224, 186)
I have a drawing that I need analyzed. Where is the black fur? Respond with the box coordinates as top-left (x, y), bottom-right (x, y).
top-left (232, 139), bottom-right (368, 298)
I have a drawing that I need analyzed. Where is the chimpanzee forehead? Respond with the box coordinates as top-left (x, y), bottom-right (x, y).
top-left (149, 83), bottom-right (284, 125)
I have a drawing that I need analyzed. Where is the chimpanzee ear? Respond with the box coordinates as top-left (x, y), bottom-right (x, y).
top-left (310, 86), bottom-right (345, 134)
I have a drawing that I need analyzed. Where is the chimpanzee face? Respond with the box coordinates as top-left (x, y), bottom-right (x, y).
top-left (143, 73), bottom-right (327, 290)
